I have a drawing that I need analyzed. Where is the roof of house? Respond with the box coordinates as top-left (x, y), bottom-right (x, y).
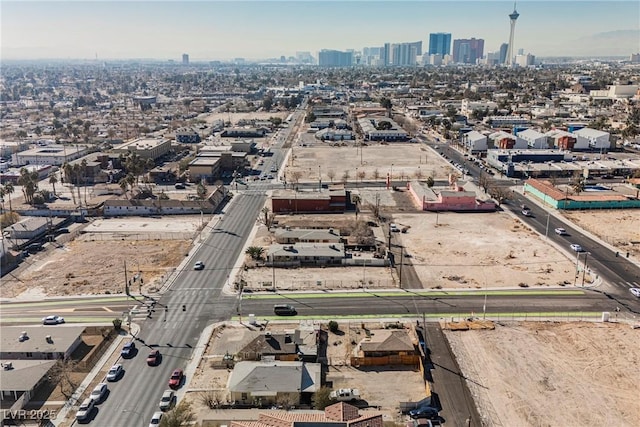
top-left (518, 128), bottom-right (546, 140)
top-left (241, 332), bottom-right (298, 355)
top-left (268, 243), bottom-right (345, 258)
top-left (228, 361), bottom-right (321, 395)
top-left (0, 360), bottom-right (57, 392)
top-left (359, 329), bottom-right (415, 353)
top-left (573, 127), bottom-right (609, 138)
top-left (0, 326), bottom-right (85, 355)
top-left (275, 228), bottom-right (342, 241)
top-left (230, 403), bottom-right (383, 427)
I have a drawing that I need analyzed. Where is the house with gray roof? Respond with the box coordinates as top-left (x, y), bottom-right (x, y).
top-left (268, 243), bottom-right (345, 266)
top-left (274, 228), bottom-right (343, 244)
top-left (0, 326), bottom-right (84, 360)
top-left (228, 361), bottom-right (322, 406)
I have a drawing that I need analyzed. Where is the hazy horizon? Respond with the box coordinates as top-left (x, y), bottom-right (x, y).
top-left (2, 1), bottom-right (639, 61)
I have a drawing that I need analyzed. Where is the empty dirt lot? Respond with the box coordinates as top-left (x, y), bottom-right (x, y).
top-left (446, 321), bottom-right (640, 427)
top-left (287, 143), bottom-right (454, 183)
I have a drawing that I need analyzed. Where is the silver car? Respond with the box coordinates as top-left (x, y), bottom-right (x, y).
top-left (89, 383), bottom-right (108, 403)
top-left (76, 398), bottom-right (95, 421)
top-left (106, 364), bottom-right (123, 381)
top-left (159, 389), bottom-right (175, 411)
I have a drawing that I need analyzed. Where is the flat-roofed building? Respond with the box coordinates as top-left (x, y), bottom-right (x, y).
top-left (112, 138), bottom-right (171, 160)
top-left (188, 157), bottom-right (221, 183)
top-left (573, 127), bottom-right (611, 150)
top-left (488, 130), bottom-right (527, 150)
top-left (271, 189), bottom-right (347, 214)
top-left (518, 129), bottom-right (549, 149)
top-left (0, 326), bottom-right (85, 360)
top-left (13, 144), bottom-right (89, 166)
top-left (0, 140), bottom-right (30, 157)
top-left (461, 130), bottom-right (488, 152)
top-left (546, 129), bottom-right (586, 151)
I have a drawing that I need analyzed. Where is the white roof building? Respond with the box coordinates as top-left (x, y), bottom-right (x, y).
top-left (460, 130), bottom-right (488, 152)
top-left (517, 129), bottom-right (549, 149)
top-left (573, 127), bottom-right (610, 150)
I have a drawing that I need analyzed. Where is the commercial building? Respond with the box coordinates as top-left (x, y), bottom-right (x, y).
top-left (182, 53), bottom-right (189, 65)
top-left (112, 138), bottom-right (171, 160)
top-left (271, 188), bottom-right (347, 214)
top-left (573, 128), bottom-right (611, 150)
top-left (452, 38), bottom-right (484, 64)
top-left (358, 117), bottom-right (408, 141)
top-left (390, 41), bottom-right (422, 66)
top-left (428, 33), bottom-right (452, 56)
top-left (175, 127), bottom-right (201, 144)
top-left (488, 130), bottom-right (527, 150)
top-left (461, 130), bottom-right (488, 152)
top-left (0, 140), bottom-right (29, 158)
top-left (517, 129), bottom-right (549, 149)
top-left (318, 50), bottom-right (354, 67)
top-left (13, 144), bottom-right (89, 166)
top-left (407, 181), bottom-right (496, 212)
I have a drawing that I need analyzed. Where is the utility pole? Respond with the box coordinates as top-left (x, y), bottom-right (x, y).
top-left (124, 260), bottom-right (130, 296)
top-left (399, 245), bottom-right (404, 289)
top-left (581, 252), bottom-right (590, 287)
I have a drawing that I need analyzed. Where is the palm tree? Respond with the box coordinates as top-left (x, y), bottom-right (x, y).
top-left (118, 177), bottom-right (129, 200)
top-left (245, 246), bottom-right (265, 261)
top-left (0, 187), bottom-right (5, 214)
top-left (49, 172), bottom-right (58, 196)
top-left (3, 182), bottom-right (15, 212)
top-left (17, 168), bottom-right (39, 204)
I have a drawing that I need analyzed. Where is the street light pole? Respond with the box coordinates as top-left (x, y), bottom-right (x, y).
top-left (581, 252), bottom-right (590, 287)
top-left (318, 165), bottom-right (321, 191)
top-left (545, 212), bottom-right (550, 240)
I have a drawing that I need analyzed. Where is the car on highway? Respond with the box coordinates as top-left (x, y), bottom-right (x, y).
top-left (193, 261), bottom-right (205, 270)
top-left (168, 368), bottom-right (184, 389)
top-left (42, 315), bottom-right (65, 325)
top-left (89, 383), bottom-right (108, 403)
top-left (106, 364), bottom-right (123, 381)
top-left (570, 244), bottom-right (583, 252)
top-left (147, 350), bottom-right (161, 366)
top-left (159, 389), bottom-right (176, 411)
top-left (630, 288), bottom-right (640, 298)
top-left (554, 228), bottom-right (567, 235)
top-left (120, 341), bottom-right (136, 358)
top-left (273, 304), bottom-right (297, 316)
top-left (75, 398), bottom-right (95, 421)
top-left (149, 411), bottom-right (163, 426)
top-left (408, 405), bottom-right (440, 420)
top-left (521, 209), bottom-right (532, 217)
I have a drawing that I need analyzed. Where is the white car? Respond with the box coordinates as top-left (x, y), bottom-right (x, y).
top-left (42, 315), bottom-right (65, 325)
top-left (76, 398), bottom-right (95, 421)
top-left (193, 261), bottom-right (205, 270)
top-left (149, 411), bottom-right (163, 426)
top-left (159, 389), bottom-right (176, 411)
top-left (106, 364), bottom-right (123, 381)
top-left (554, 228), bottom-right (567, 235)
top-left (630, 288), bottom-right (640, 298)
top-left (90, 383), bottom-right (108, 403)
top-left (570, 244), bottom-right (583, 252)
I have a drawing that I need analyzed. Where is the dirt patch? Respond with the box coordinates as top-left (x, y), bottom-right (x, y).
top-left (563, 209), bottom-right (640, 257)
top-left (446, 321), bottom-right (640, 427)
top-left (393, 211), bottom-right (578, 289)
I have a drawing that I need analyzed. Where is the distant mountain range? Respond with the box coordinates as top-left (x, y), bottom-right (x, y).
top-left (562, 30), bottom-right (640, 57)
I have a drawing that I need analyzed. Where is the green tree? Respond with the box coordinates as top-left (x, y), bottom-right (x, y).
top-left (305, 112), bottom-right (316, 123)
top-left (17, 168), bottom-right (39, 204)
top-left (48, 172), bottom-right (58, 196)
top-left (426, 176), bottom-right (435, 188)
top-left (380, 97), bottom-right (392, 117)
top-left (328, 320), bottom-right (339, 333)
top-left (245, 246), bottom-right (265, 261)
top-left (312, 386), bottom-right (333, 410)
top-left (196, 182), bottom-right (207, 200)
top-left (3, 182), bottom-right (15, 212)
top-left (376, 121), bottom-right (393, 130)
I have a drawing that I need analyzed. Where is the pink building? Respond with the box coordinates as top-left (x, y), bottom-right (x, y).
top-left (407, 180), bottom-right (496, 212)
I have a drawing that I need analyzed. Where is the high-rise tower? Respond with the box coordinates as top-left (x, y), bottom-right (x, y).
top-left (505, 3), bottom-right (519, 66)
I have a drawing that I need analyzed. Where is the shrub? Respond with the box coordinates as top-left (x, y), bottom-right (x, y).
top-left (112, 318), bottom-right (122, 331)
top-left (328, 321), bottom-right (339, 333)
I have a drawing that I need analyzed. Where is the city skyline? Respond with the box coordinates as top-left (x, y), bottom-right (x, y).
top-left (1, 1), bottom-right (639, 61)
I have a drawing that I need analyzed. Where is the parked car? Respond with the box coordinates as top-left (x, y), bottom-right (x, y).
top-left (106, 364), bottom-right (123, 381)
top-left (159, 389), bottom-right (176, 411)
top-left (570, 244), bottom-right (583, 252)
top-left (193, 261), bottom-right (205, 270)
top-left (168, 369), bottom-right (184, 389)
top-left (408, 406), bottom-right (440, 420)
top-left (121, 341), bottom-right (136, 358)
top-left (89, 383), bottom-right (108, 403)
top-left (149, 411), bottom-right (163, 427)
top-left (554, 228), bottom-right (567, 235)
top-left (75, 398), bottom-right (95, 421)
top-left (42, 315), bottom-right (65, 325)
top-left (630, 288), bottom-right (640, 298)
top-left (330, 388), bottom-right (360, 402)
top-left (147, 350), bottom-right (161, 366)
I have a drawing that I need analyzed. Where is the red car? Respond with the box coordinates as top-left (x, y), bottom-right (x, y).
top-left (147, 350), bottom-right (161, 366)
top-left (168, 369), bottom-right (184, 389)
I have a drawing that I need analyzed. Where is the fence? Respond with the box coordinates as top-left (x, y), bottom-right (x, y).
top-left (243, 278), bottom-right (397, 292)
top-left (350, 354), bottom-right (420, 367)
top-left (78, 232), bottom-right (194, 241)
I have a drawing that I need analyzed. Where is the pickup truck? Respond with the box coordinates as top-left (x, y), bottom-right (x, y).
top-left (330, 388), bottom-right (360, 402)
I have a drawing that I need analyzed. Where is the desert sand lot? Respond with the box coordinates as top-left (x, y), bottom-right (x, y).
top-left (562, 209), bottom-right (640, 257)
top-left (446, 322), bottom-right (640, 427)
top-left (2, 217), bottom-right (199, 298)
top-left (288, 143), bottom-right (454, 183)
top-left (394, 211), bottom-right (578, 288)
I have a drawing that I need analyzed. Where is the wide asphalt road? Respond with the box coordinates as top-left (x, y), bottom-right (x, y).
top-left (87, 192), bottom-right (266, 427)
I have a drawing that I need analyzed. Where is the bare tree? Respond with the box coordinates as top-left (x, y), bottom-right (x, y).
top-left (259, 207), bottom-right (275, 230)
top-left (478, 172), bottom-right (493, 193)
top-left (372, 168), bottom-right (380, 180)
top-left (48, 359), bottom-right (79, 399)
top-left (198, 390), bottom-right (224, 409)
top-left (160, 400), bottom-right (195, 427)
top-left (341, 170), bottom-right (350, 184)
top-left (327, 169), bottom-right (336, 183)
top-left (276, 392), bottom-right (299, 410)
top-left (357, 169), bottom-right (366, 182)
top-left (488, 185), bottom-right (511, 206)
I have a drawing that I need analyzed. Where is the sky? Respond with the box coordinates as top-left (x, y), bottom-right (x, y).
top-left (1, 1), bottom-right (639, 60)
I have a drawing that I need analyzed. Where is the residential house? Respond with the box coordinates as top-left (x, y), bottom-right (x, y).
top-left (238, 329), bottom-right (322, 363)
top-left (227, 361), bottom-right (322, 406)
top-left (231, 403), bottom-right (384, 427)
top-left (268, 243), bottom-right (345, 266)
top-left (274, 228), bottom-right (343, 244)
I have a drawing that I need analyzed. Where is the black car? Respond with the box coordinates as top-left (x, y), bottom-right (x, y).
top-left (409, 406), bottom-right (439, 420)
top-left (120, 341), bottom-right (136, 358)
